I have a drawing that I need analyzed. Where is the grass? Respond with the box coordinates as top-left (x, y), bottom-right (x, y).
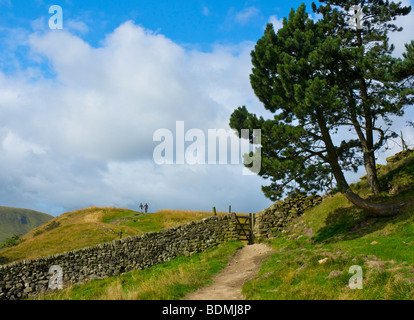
top-left (36, 241), bottom-right (243, 300)
top-left (243, 231), bottom-right (414, 300)
top-left (103, 209), bottom-right (228, 233)
top-left (242, 149), bottom-right (414, 300)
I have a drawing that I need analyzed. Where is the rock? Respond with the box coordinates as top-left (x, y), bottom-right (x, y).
top-left (23, 287), bottom-right (33, 294)
top-left (328, 270), bottom-right (343, 278)
top-left (370, 241), bottom-right (378, 245)
top-left (296, 264), bottom-right (308, 272)
top-left (365, 260), bottom-right (392, 269)
top-left (386, 149), bottom-right (413, 163)
top-left (318, 258), bottom-right (329, 264)
top-left (386, 267), bottom-right (405, 273)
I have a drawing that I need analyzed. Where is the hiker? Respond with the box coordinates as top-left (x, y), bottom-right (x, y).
top-left (144, 203), bottom-right (149, 213)
top-left (139, 203), bottom-right (144, 213)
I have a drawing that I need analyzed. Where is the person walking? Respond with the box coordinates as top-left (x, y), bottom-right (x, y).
top-left (144, 203), bottom-right (149, 214)
top-left (139, 203), bottom-right (144, 213)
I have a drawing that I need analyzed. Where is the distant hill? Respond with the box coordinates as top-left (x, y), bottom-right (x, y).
top-left (0, 207), bottom-right (53, 243)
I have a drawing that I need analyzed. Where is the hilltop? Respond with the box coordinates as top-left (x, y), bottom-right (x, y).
top-left (0, 207), bottom-right (53, 243)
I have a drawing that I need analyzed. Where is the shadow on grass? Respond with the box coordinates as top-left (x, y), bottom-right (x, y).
top-left (312, 154), bottom-right (414, 244)
top-left (311, 204), bottom-right (412, 244)
top-left (377, 154), bottom-right (414, 193)
top-left (0, 254), bottom-right (10, 265)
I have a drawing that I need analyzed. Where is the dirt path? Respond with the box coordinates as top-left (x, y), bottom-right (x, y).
top-left (185, 243), bottom-right (274, 300)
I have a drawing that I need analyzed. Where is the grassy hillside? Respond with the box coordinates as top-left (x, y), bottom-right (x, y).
top-left (0, 207), bottom-right (228, 265)
top-left (7, 149), bottom-right (414, 300)
top-left (242, 149), bottom-right (414, 300)
top-left (0, 207), bottom-right (53, 243)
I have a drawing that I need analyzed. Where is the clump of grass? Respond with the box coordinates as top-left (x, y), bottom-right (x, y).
top-left (0, 234), bottom-right (23, 248)
top-left (44, 221), bottom-right (61, 232)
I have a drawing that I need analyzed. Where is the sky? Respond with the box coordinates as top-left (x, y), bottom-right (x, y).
top-left (0, 0), bottom-right (413, 217)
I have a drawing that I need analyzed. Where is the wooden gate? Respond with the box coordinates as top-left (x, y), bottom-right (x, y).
top-left (234, 213), bottom-right (255, 245)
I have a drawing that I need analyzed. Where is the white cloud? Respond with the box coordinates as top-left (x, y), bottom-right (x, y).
top-left (2, 131), bottom-right (46, 158)
top-left (268, 15), bottom-right (284, 32)
top-left (0, 21), bottom-right (272, 215)
top-left (25, 23), bottom-right (225, 161)
top-left (65, 19), bottom-right (89, 34)
top-left (388, 0), bottom-right (414, 57)
top-left (235, 7), bottom-right (260, 25)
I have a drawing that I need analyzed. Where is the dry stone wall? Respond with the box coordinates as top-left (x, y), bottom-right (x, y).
top-left (254, 195), bottom-right (322, 238)
top-left (0, 214), bottom-right (238, 300)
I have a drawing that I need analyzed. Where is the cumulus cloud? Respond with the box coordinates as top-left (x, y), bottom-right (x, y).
top-left (0, 21), bottom-right (272, 215)
top-left (24, 23), bottom-right (227, 161)
top-left (235, 7), bottom-right (261, 25)
top-left (268, 15), bottom-right (284, 32)
top-left (65, 19), bottom-right (89, 35)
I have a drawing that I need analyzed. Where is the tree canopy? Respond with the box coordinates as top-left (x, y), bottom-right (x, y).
top-left (230, 1), bottom-right (413, 216)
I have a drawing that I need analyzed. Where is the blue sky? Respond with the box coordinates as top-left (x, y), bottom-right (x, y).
top-left (1, 0), bottom-right (312, 49)
top-left (0, 0), bottom-right (413, 217)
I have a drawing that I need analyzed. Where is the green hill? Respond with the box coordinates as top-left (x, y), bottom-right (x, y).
top-left (0, 207), bottom-right (53, 243)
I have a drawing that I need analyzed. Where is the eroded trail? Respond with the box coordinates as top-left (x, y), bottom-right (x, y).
top-left (185, 243), bottom-right (274, 300)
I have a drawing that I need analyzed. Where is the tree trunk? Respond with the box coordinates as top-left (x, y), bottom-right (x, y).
top-left (354, 30), bottom-right (382, 196)
top-left (364, 150), bottom-right (381, 197)
top-left (343, 190), bottom-right (405, 217)
top-left (347, 90), bottom-right (381, 196)
top-left (316, 107), bottom-right (404, 217)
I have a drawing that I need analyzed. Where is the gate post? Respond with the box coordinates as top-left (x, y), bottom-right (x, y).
top-left (248, 213), bottom-right (254, 245)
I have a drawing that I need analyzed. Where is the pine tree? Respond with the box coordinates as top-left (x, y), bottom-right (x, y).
top-left (314, 0), bottom-right (413, 195)
top-left (230, 2), bottom-right (413, 216)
